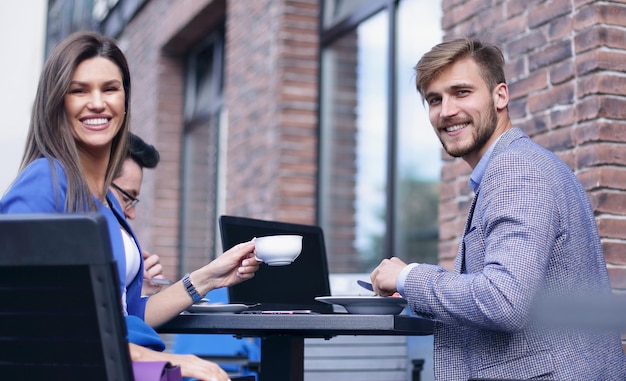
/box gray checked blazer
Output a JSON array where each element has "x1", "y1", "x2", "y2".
[{"x1": 405, "y1": 128, "x2": 626, "y2": 380}]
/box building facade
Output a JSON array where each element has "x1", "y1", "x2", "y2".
[
  {"x1": 45, "y1": 0, "x2": 626, "y2": 377},
  {"x1": 67, "y1": 0, "x2": 626, "y2": 298},
  {"x1": 48, "y1": 0, "x2": 446, "y2": 279}
]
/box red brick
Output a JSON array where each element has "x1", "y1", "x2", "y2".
[
  {"x1": 438, "y1": 240, "x2": 459, "y2": 264},
  {"x1": 576, "y1": 143, "x2": 626, "y2": 168},
  {"x1": 548, "y1": 14, "x2": 573, "y2": 41},
  {"x1": 505, "y1": 55, "x2": 526, "y2": 82},
  {"x1": 607, "y1": 266, "x2": 626, "y2": 289},
  {"x1": 590, "y1": 190, "x2": 626, "y2": 215},
  {"x1": 576, "y1": 97, "x2": 626, "y2": 122},
  {"x1": 575, "y1": 26, "x2": 626, "y2": 54},
  {"x1": 574, "y1": 3, "x2": 626, "y2": 31},
  {"x1": 549, "y1": 107, "x2": 577, "y2": 129},
  {"x1": 573, "y1": 0, "x2": 597, "y2": 8},
  {"x1": 506, "y1": 30, "x2": 547, "y2": 58},
  {"x1": 597, "y1": 217, "x2": 626, "y2": 239},
  {"x1": 496, "y1": 13, "x2": 528, "y2": 43},
  {"x1": 533, "y1": 127, "x2": 575, "y2": 153},
  {"x1": 508, "y1": 98, "x2": 527, "y2": 122},
  {"x1": 576, "y1": 121, "x2": 626, "y2": 145},
  {"x1": 527, "y1": 82, "x2": 575, "y2": 113},
  {"x1": 508, "y1": 68, "x2": 548, "y2": 100},
  {"x1": 439, "y1": 200, "x2": 459, "y2": 220},
  {"x1": 439, "y1": 215, "x2": 466, "y2": 242},
  {"x1": 528, "y1": 39, "x2": 572, "y2": 71},
  {"x1": 556, "y1": 150, "x2": 576, "y2": 171},
  {"x1": 549, "y1": 60, "x2": 575, "y2": 85},
  {"x1": 575, "y1": 49, "x2": 626, "y2": 76},
  {"x1": 440, "y1": 182, "x2": 457, "y2": 202},
  {"x1": 441, "y1": 0, "x2": 491, "y2": 31},
  {"x1": 507, "y1": 0, "x2": 545, "y2": 18},
  {"x1": 604, "y1": 241, "x2": 626, "y2": 266},
  {"x1": 517, "y1": 115, "x2": 548, "y2": 138},
  {"x1": 578, "y1": 167, "x2": 626, "y2": 192},
  {"x1": 441, "y1": 159, "x2": 470, "y2": 182},
  {"x1": 578, "y1": 73, "x2": 626, "y2": 98},
  {"x1": 528, "y1": 0, "x2": 572, "y2": 29}
]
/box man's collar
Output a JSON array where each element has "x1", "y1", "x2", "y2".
[{"x1": 468, "y1": 134, "x2": 503, "y2": 193}]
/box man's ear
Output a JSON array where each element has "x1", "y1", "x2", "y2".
[{"x1": 493, "y1": 83, "x2": 509, "y2": 111}]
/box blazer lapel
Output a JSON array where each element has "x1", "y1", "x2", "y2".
[{"x1": 455, "y1": 191, "x2": 479, "y2": 274}]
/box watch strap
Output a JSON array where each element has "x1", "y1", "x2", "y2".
[{"x1": 182, "y1": 273, "x2": 203, "y2": 303}]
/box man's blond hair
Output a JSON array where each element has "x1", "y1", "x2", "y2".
[{"x1": 414, "y1": 38, "x2": 506, "y2": 101}]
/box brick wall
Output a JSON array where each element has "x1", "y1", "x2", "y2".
[
  {"x1": 114, "y1": 0, "x2": 320, "y2": 279},
  {"x1": 116, "y1": 0, "x2": 218, "y2": 280},
  {"x1": 225, "y1": 0, "x2": 319, "y2": 224},
  {"x1": 439, "y1": 0, "x2": 626, "y2": 293},
  {"x1": 113, "y1": 0, "x2": 626, "y2": 293}
]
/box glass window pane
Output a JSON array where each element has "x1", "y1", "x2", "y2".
[
  {"x1": 320, "y1": 10, "x2": 389, "y2": 273},
  {"x1": 180, "y1": 32, "x2": 224, "y2": 275},
  {"x1": 194, "y1": 46, "x2": 216, "y2": 116},
  {"x1": 180, "y1": 119, "x2": 219, "y2": 275},
  {"x1": 394, "y1": 0, "x2": 443, "y2": 265},
  {"x1": 322, "y1": 0, "x2": 372, "y2": 28}
]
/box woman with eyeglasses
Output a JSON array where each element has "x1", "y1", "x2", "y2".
[{"x1": 0, "y1": 31, "x2": 260, "y2": 381}]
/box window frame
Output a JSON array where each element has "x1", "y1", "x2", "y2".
[
  {"x1": 318, "y1": 0, "x2": 401, "y2": 265},
  {"x1": 178, "y1": 29, "x2": 225, "y2": 277}
]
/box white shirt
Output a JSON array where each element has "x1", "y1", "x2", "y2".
[{"x1": 120, "y1": 227, "x2": 141, "y2": 315}]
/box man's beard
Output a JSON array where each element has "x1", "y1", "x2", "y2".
[{"x1": 440, "y1": 104, "x2": 498, "y2": 158}]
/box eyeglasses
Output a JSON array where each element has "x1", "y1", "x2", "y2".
[{"x1": 111, "y1": 182, "x2": 140, "y2": 210}]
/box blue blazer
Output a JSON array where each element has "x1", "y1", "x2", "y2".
[
  {"x1": 1, "y1": 158, "x2": 164, "y2": 350},
  {"x1": 405, "y1": 128, "x2": 626, "y2": 380}
]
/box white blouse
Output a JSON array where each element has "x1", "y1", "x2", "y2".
[{"x1": 120, "y1": 226, "x2": 141, "y2": 315}]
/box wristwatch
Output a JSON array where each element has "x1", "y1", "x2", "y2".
[{"x1": 182, "y1": 273, "x2": 203, "y2": 303}]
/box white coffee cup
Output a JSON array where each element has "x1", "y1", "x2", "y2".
[{"x1": 253, "y1": 235, "x2": 303, "y2": 266}]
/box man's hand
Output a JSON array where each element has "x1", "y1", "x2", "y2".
[
  {"x1": 141, "y1": 250, "x2": 166, "y2": 296},
  {"x1": 370, "y1": 257, "x2": 407, "y2": 296}
]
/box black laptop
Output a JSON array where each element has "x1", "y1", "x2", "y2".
[{"x1": 219, "y1": 215, "x2": 333, "y2": 314}]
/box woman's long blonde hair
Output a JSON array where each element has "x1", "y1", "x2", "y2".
[{"x1": 20, "y1": 31, "x2": 131, "y2": 212}]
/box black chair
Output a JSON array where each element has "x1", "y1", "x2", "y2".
[
  {"x1": 0, "y1": 213, "x2": 258, "y2": 381},
  {"x1": 0, "y1": 213, "x2": 134, "y2": 380}
]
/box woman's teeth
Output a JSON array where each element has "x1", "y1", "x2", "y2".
[{"x1": 83, "y1": 118, "x2": 108, "y2": 125}]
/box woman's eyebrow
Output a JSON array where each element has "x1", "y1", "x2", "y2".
[{"x1": 69, "y1": 79, "x2": 122, "y2": 86}]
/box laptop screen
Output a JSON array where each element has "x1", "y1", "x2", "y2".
[{"x1": 219, "y1": 215, "x2": 333, "y2": 313}]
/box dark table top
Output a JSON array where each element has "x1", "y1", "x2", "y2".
[{"x1": 157, "y1": 312, "x2": 434, "y2": 339}]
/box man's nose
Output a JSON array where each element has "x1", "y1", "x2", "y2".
[
  {"x1": 125, "y1": 207, "x2": 136, "y2": 220},
  {"x1": 440, "y1": 96, "x2": 458, "y2": 118}
]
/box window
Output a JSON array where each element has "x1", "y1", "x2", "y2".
[
  {"x1": 46, "y1": 0, "x2": 99, "y2": 56},
  {"x1": 179, "y1": 30, "x2": 225, "y2": 275},
  {"x1": 319, "y1": 0, "x2": 442, "y2": 273}
]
